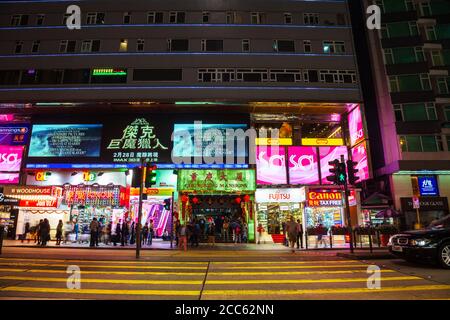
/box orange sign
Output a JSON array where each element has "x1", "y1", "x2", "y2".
[{"x1": 307, "y1": 191, "x2": 343, "y2": 207}]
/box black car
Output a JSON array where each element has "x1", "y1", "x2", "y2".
[{"x1": 388, "y1": 215, "x2": 450, "y2": 269}]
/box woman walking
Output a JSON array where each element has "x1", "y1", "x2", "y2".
[
  {"x1": 40, "y1": 219, "x2": 51, "y2": 247},
  {"x1": 179, "y1": 223, "x2": 187, "y2": 251},
  {"x1": 55, "y1": 220, "x2": 63, "y2": 245}
]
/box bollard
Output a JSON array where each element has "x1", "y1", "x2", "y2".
[
  {"x1": 305, "y1": 232, "x2": 308, "y2": 250},
  {"x1": 0, "y1": 225, "x2": 4, "y2": 255}
]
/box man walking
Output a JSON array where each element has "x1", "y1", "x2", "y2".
[
  {"x1": 296, "y1": 219, "x2": 304, "y2": 249},
  {"x1": 89, "y1": 217, "x2": 99, "y2": 247},
  {"x1": 286, "y1": 216, "x2": 299, "y2": 253}
]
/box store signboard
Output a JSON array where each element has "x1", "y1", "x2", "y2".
[
  {"x1": 417, "y1": 176, "x2": 439, "y2": 196},
  {"x1": 0, "y1": 123, "x2": 30, "y2": 145},
  {"x1": 255, "y1": 138, "x2": 292, "y2": 146},
  {"x1": 0, "y1": 173, "x2": 20, "y2": 185},
  {"x1": 19, "y1": 199, "x2": 58, "y2": 208},
  {"x1": 401, "y1": 197, "x2": 448, "y2": 212},
  {"x1": 256, "y1": 146, "x2": 287, "y2": 185},
  {"x1": 0, "y1": 145, "x2": 23, "y2": 172},
  {"x1": 6, "y1": 185, "x2": 62, "y2": 197},
  {"x1": 307, "y1": 190, "x2": 343, "y2": 207},
  {"x1": 348, "y1": 105, "x2": 364, "y2": 147},
  {"x1": 288, "y1": 146, "x2": 320, "y2": 185},
  {"x1": 301, "y1": 138, "x2": 344, "y2": 146},
  {"x1": 351, "y1": 141, "x2": 370, "y2": 182},
  {"x1": 178, "y1": 169, "x2": 256, "y2": 192},
  {"x1": 319, "y1": 146, "x2": 348, "y2": 185},
  {"x1": 92, "y1": 68, "x2": 127, "y2": 76},
  {"x1": 255, "y1": 188, "x2": 305, "y2": 203},
  {"x1": 28, "y1": 124, "x2": 102, "y2": 157},
  {"x1": 63, "y1": 185, "x2": 124, "y2": 206},
  {"x1": 26, "y1": 170, "x2": 127, "y2": 187}
]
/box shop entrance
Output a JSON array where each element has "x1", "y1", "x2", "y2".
[{"x1": 257, "y1": 203, "x2": 302, "y2": 235}]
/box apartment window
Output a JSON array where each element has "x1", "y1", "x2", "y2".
[
  {"x1": 86, "y1": 12, "x2": 105, "y2": 25},
  {"x1": 426, "y1": 103, "x2": 438, "y2": 120},
  {"x1": 380, "y1": 24, "x2": 389, "y2": 39},
  {"x1": 400, "y1": 135, "x2": 442, "y2": 152},
  {"x1": 425, "y1": 26, "x2": 437, "y2": 40},
  {"x1": 269, "y1": 69, "x2": 301, "y2": 82},
  {"x1": 445, "y1": 106, "x2": 450, "y2": 121},
  {"x1": 274, "y1": 40, "x2": 295, "y2": 52},
  {"x1": 36, "y1": 14, "x2": 45, "y2": 26},
  {"x1": 251, "y1": 12, "x2": 264, "y2": 24},
  {"x1": 396, "y1": 103, "x2": 437, "y2": 121},
  {"x1": 133, "y1": 69, "x2": 182, "y2": 81},
  {"x1": 198, "y1": 69, "x2": 236, "y2": 82},
  {"x1": 431, "y1": 50, "x2": 444, "y2": 66},
  {"x1": 303, "y1": 40, "x2": 312, "y2": 53},
  {"x1": 167, "y1": 39, "x2": 189, "y2": 51},
  {"x1": 147, "y1": 12, "x2": 163, "y2": 24},
  {"x1": 304, "y1": 13, "x2": 319, "y2": 25},
  {"x1": 119, "y1": 39, "x2": 128, "y2": 52},
  {"x1": 11, "y1": 14, "x2": 28, "y2": 26},
  {"x1": 389, "y1": 76, "x2": 400, "y2": 92},
  {"x1": 303, "y1": 70, "x2": 319, "y2": 83},
  {"x1": 408, "y1": 22, "x2": 419, "y2": 36},
  {"x1": 415, "y1": 47, "x2": 425, "y2": 62},
  {"x1": 62, "y1": 69, "x2": 90, "y2": 84},
  {"x1": 394, "y1": 104, "x2": 403, "y2": 121},
  {"x1": 438, "y1": 78, "x2": 450, "y2": 94},
  {"x1": 31, "y1": 40, "x2": 40, "y2": 53},
  {"x1": 226, "y1": 12, "x2": 236, "y2": 24},
  {"x1": 384, "y1": 48, "x2": 394, "y2": 64},
  {"x1": 137, "y1": 39, "x2": 145, "y2": 52},
  {"x1": 242, "y1": 39, "x2": 250, "y2": 52},
  {"x1": 202, "y1": 12, "x2": 210, "y2": 23},
  {"x1": 319, "y1": 70, "x2": 357, "y2": 84},
  {"x1": 284, "y1": 13, "x2": 292, "y2": 24},
  {"x1": 420, "y1": 2, "x2": 432, "y2": 16},
  {"x1": 201, "y1": 40, "x2": 223, "y2": 52},
  {"x1": 169, "y1": 11, "x2": 185, "y2": 24},
  {"x1": 0, "y1": 70, "x2": 21, "y2": 85},
  {"x1": 81, "y1": 40, "x2": 100, "y2": 52},
  {"x1": 420, "y1": 74, "x2": 431, "y2": 90},
  {"x1": 123, "y1": 12, "x2": 131, "y2": 24},
  {"x1": 236, "y1": 69, "x2": 268, "y2": 82},
  {"x1": 20, "y1": 69, "x2": 63, "y2": 85},
  {"x1": 323, "y1": 41, "x2": 345, "y2": 54},
  {"x1": 404, "y1": 0, "x2": 415, "y2": 11},
  {"x1": 14, "y1": 41, "x2": 23, "y2": 54},
  {"x1": 59, "y1": 40, "x2": 76, "y2": 53}
]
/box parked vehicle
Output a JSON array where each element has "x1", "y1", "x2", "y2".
[{"x1": 388, "y1": 215, "x2": 450, "y2": 269}]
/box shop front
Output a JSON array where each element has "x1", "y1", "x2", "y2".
[
  {"x1": 0, "y1": 191, "x2": 19, "y2": 239},
  {"x1": 177, "y1": 169, "x2": 256, "y2": 242},
  {"x1": 401, "y1": 197, "x2": 449, "y2": 229},
  {"x1": 255, "y1": 188, "x2": 305, "y2": 243}
]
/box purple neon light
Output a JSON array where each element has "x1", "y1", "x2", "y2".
[
  {"x1": 288, "y1": 146, "x2": 320, "y2": 185},
  {"x1": 256, "y1": 146, "x2": 287, "y2": 185}
]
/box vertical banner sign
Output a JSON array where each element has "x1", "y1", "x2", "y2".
[
  {"x1": 319, "y1": 146, "x2": 348, "y2": 185},
  {"x1": 256, "y1": 146, "x2": 287, "y2": 185},
  {"x1": 287, "y1": 146, "x2": 320, "y2": 185},
  {"x1": 348, "y1": 105, "x2": 365, "y2": 147},
  {"x1": 351, "y1": 141, "x2": 370, "y2": 182},
  {"x1": 0, "y1": 145, "x2": 23, "y2": 184}
]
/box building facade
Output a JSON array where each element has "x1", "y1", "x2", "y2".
[
  {"x1": 0, "y1": 0, "x2": 368, "y2": 243},
  {"x1": 361, "y1": 0, "x2": 450, "y2": 228}
]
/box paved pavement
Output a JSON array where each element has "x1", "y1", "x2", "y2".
[{"x1": 0, "y1": 247, "x2": 449, "y2": 300}]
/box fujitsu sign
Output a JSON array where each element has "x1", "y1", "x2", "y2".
[
  {"x1": 0, "y1": 146, "x2": 23, "y2": 172},
  {"x1": 255, "y1": 188, "x2": 304, "y2": 203}
]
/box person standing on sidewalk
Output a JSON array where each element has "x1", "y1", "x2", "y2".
[
  {"x1": 149, "y1": 220, "x2": 154, "y2": 245},
  {"x1": 63, "y1": 221, "x2": 73, "y2": 244},
  {"x1": 121, "y1": 220, "x2": 129, "y2": 246},
  {"x1": 55, "y1": 220, "x2": 63, "y2": 245},
  {"x1": 142, "y1": 223, "x2": 149, "y2": 246},
  {"x1": 179, "y1": 223, "x2": 187, "y2": 251},
  {"x1": 113, "y1": 221, "x2": 121, "y2": 246},
  {"x1": 89, "y1": 218, "x2": 99, "y2": 247},
  {"x1": 208, "y1": 222, "x2": 216, "y2": 246},
  {"x1": 257, "y1": 223, "x2": 264, "y2": 244},
  {"x1": 286, "y1": 216, "x2": 299, "y2": 253},
  {"x1": 21, "y1": 222, "x2": 30, "y2": 243},
  {"x1": 296, "y1": 219, "x2": 304, "y2": 249},
  {"x1": 36, "y1": 219, "x2": 43, "y2": 245},
  {"x1": 40, "y1": 219, "x2": 50, "y2": 247}
]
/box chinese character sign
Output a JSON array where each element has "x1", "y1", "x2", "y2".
[
  {"x1": 105, "y1": 118, "x2": 170, "y2": 164},
  {"x1": 418, "y1": 176, "x2": 439, "y2": 196},
  {"x1": 177, "y1": 169, "x2": 256, "y2": 192}
]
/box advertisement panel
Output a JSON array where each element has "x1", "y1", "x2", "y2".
[
  {"x1": 255, "y1": 188, "x2": 305, "y2": 203},
  {"x1": 0, "y1": 145, "x2": 23, "y2": 172},
  {"x1": 348, "y1": 105, "x2": 365, "y2": 147},
  {"x1": 0, "y1": 173, "x2": 20, "y2": 184},
  {"x1": 256, "y1": 146, "x2": 287, "y2": 185},
  {"x1": 307, "y1": 190, "x2": 343, "y2": 207},
  {"x1": 319, "y1": 146, "x2": 348, "y2": 185},
  {"x1": 0, "y1": 124, "x2": 30, "y2": 145},
  {"x1": 173, "y1": 123, "x2": 248, "y2": 158},
  {"x1": 417, "y1": 176, "x2": 439, "y2": 196},
  {"x1": 28, "y1": 124, "x2": 102, "y2": 157},
  {"x1": 178, "y1": 169, "x2": 256, "y2": 192},
  {"x1": 351, "y1": 141, "x2": 370, "y2": 182},
  {"x1": 288, "y1": 146, "x2": 319, "y2": 185}
]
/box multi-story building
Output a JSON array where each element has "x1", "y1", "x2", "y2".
[
  {"x1": 0, "y1": 0, "x2": 367, "y2": 243},
  {"x1": 361, "y1": 0, "x2": 450, "y2": 229}
]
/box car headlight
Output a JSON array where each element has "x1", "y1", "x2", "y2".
[
  {"x1": 410, "y1": 239, "x2": 431, "y2": 247},
  {"x1": 388, "y1": 236, "x2": 395, "y2": 246}
]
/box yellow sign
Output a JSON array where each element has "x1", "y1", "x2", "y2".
[
  {"x1": 130, "y1": 187, "x2": 174, "y2": 196},
  {"x1": 301, "y1": 138, "x2": 344, "y2": 146},
  {"x1": 255, "y1": 138, "x2": 292, "y2": 146}
]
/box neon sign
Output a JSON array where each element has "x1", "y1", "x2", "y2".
[
  {"x1": 92, "y1": 68, "x2": 127, "y2": 76},
  {"x1": 307, "y1": 191, "x2": 343, "y2": 207},
  {"x1": 301, "y1": 138, "x2": 344, "y2": 146}
]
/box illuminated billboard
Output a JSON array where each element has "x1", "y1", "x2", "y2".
[
  {"x1": 256, "y1": 146, "x2": 287, "y2": 185},
  {"x1": 319, "y1": 146, "x2": 348, "y2": 185},
  {"x1": 288, "y1": 146, "x2": 320, "y2": 185},
  {"x1": 351, "y1": 141, "x2": 370, "y2": 182},
  {"x1": 348, "y1": 105, "x2": 365, "y2": 147}
]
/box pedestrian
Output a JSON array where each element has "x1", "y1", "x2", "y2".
[
  {"x1": 36, "y1": 219, "x2": 43, "y2": 245},
  {"x1": 74, "y1": 220, "x2": 79, "y2": 243},
  {"x1": 89, "y1": 218, "x2": 99, "y2": 247},
  {"x1": 282, "y1": 220, "x2": 288, "y2": 246},
  {"x1": 121, "y1": 220, "x2": 128, "y2": 246},
  {"x1": 193, "y1": 220, "x2": 200, "y2": 247},
  {"x1": 234, "y1": 223, "x2": 241, "y2": 244},
  {"x1": 142, "y1": 223, "x2": 149, "y2": 246},
  {"x1": 174, "y1": 220, "x2": 181, "y2": 246},
  {"x1": 208, "y1": 222, "x2": 215, "y2": 246},
  {"x1": 40, "y1": 219, "x2": 50, "y2": 247},
  {"x1": 55, "y1": 220, "x2": 63, "y2": 245},
  {"x1": 130, "y1": 221, "x2": 136, "y2": 245},
  {"x1": 21, "y1": 222, "x2": 30, "y2": 243},
  {"x1": 242, "y1": 223, "x2": 248, "y2": 243},
  {"x1": 149, "y1": 220, "x2": 154, "y2": 245},
  {"x1": 113, "y1": 221, "x2": 121, "y2": 246},
  {"x1": 257, "y1": 223, "x2": 264, "y2": 244},
  {"x1": 222, "y1": 219, "x2": 229, "y2": 242},
  {"x1": 296, "y1": 219, "x2": 304, "y2": 249},
  {"x1": 63, "y1": 221, "x2": 73, "y2": 244},
  {"x1": 104, "y1": 222, "x2": 111, "y2": 245},
  {"x1": 179, "y1": 223, "x2": 187, "y2": 251},
  {"x1": 316, "y1": 223, "x2": 327, "y2": 248},
  {"x1": 286, "y1": 216, "x2": 299, "y2": 253}
]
